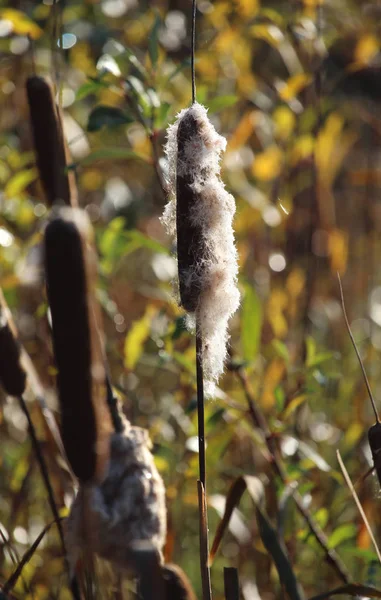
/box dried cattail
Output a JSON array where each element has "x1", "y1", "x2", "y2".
[
  {"x1": 0, "y1": 289, "x2": 27, "y2": 397},
  {"x1": 26, "y1": 76, "x2": 78, "y2": 207},
  {"x1": 162, "y1": 564, "x2": 197, "y2": 600},
  {"x1": 65, "y1": 419, "x2": 167, "y2": 572},
  {"x1": 161, "y1": 103, "x2": 240, "y2": 396},
  {"x1": 44, "y1": 207, "x2": 112, "y2": 483},
  {"x1": 368, "y1": 423, "x2": 381, "y2": 487}
]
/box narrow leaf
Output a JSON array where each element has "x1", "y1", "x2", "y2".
[{"x1": 87, "y1": 105, "x2": 134, "y2": 132}]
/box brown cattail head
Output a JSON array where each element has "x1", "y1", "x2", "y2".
[
  {"x1": 161, "y1": 103, "x2": 240, "y2": 396},
  {"x1": 176, "y1": 112, "x2": 204, "y2": 312},
  {"x1": 162, "y1": 564, "x2": 197, "y2": 600},
  {"x1": 65, "y1": 422, "x2": 167, "y2": 572},
  {"x1": 368, "y1": 422, "x2": 381, "y2": 486},
  {"x1": 26, "y1": 76, "x2": 78, "y2": 207},
  {"x1": 0, "y1": 289, "x2": 27, "y2": 397},
  {"x1": 44, "y1": 208, "x2": 111, "y2": 483}
]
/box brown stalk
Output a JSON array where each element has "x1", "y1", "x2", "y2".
[
  {"x1": 223, "y1": 568, "x2": 240, "y2": 600},
  {"x1": 44, "y1": 208, "x2": 112, "y2": 483},
  {"x1": 0, "y1": 289, "x2": 79, "y2": 597},
  {"x1": 235, "y1": 368, "x2": 351, "y2": 584},
  {"x1": 338, "y1": 273, "x2": 381, "y2": 488},
  {"x1": 26, "y1": 75, "x2": 78, "y2": 207},
  {"x1": 0, "y1": 289, "x2": 27, "y2": 397}
]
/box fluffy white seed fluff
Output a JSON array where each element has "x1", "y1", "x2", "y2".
[
  {"x1": 65, "y1": 419, "x2": 167, "y2": 571},
  {"x1": 161, "y1": 102, "x2": 240, "y2": 397}
]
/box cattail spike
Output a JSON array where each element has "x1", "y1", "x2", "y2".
[
  {"x1": 162, "y1": 103, "x2": 240, "y2": 396},
  {"x1": 0, "y1": 289, "x2": 27, "y2": 397},
  {"x1": 44, "y1": 207, "x2": 112, "y2": 483},
  {"x1": 26, "y1": 76, "x2": 78, "y2": 207}
]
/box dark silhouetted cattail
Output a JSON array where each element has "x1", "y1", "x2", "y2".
[
  {"x1": 161, "y1": 103, "x2": 240, "y2": 396},
  {"x1": 368, "y1": 422, "x2": 381, "y2": 487},
  {"x1": 44, "y1": 208, "x2": 111, "y2": 483},
  {"x1": 0, "y1": 289, "x2": 27, "y2": 397},
  {"x1": 65, "y1": 419, "x2": 167, "y2": 573},
  {"x1": 162, "y1": 564, "x2": 197, "y2": 600},
  {"x1": 26, "y1": 76, "x2": 78, "y2": 207}
]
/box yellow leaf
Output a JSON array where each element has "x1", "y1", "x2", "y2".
[
  {"x1": 315, "y1": 114, "x2": 356, "y2": 188},
  {"x1": 250, "y1": 23, "x2": 283, "y2": 48},
  {"x1": 124, "y1": 306, "x2": 155, "y2": 370},
  {"x1": 0, "y1": 9, "x2": 42, "y2": 40},
  {"x1": 273, "y1": 106, "x2": 296, "y2": 141},
  {"x1": 234, "y1": 0, "x2": 260, "y2": 18},
  {"x1": 252, "y1": 145, "x2": 283, "y2": 181},
  {"x1": 278, "y1": 73, "x2": 312, "y2": 102},
  {"x1": 261, "y1": 358, "x2": 286, "y2": 409},
  {"x1": 5, "y1": 167, "x2": 37, "y2": 198},
  {"x1": 282, "y1": 395, "x2": 307, "y2": 420},
  {"x1": 354, "y1": 34, "x2": 379, "y2": 67},
  {"x1": 267, "y1": 288, "x2": 288, "y2": 338},
  {"x1": 286, "y1": 268, "x2": 306, "y2": 298},
  {"x1": 328, "y1": 228, "x2": 348, "y2": 275},
  {"x1": 228, "y1": 111, "x2": 257, "y2": 150}
]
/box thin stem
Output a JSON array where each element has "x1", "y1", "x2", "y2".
[
  {"x1": 235, "y1": 369, "x2": 351, "y2": 584},
  {"x1": 191, "y1": 0, "x2": 197, "y2": 104},
  {"x1": 338, "y1": 273, "x2": 379, "y2": 423},
  {"x1": 196, "y1": 322, "x2": 206, "y2": 488},
  {"x1": 18, "y1": 395, "x2": 81, "y2": 600},
  {"x1": 196, "y1": 322, "x2": 212, "y2": 600}
]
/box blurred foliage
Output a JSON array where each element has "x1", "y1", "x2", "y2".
[{"x1": 1, "y1": 0, "x2": 381, "y2": 598}]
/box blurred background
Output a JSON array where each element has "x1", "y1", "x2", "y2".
[{"x1": 1, "y1": 0, "x2": 381, "y2": 598}]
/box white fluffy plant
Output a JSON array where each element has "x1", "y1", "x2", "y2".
[{"x1": 161, "y1": 102, "x2": 240, "y2": 396}]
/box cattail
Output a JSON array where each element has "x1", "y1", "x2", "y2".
[
  {"x1": 26, "y1": 76, "x2": 78, "y2": 207},
  {"x1": 368, "y1": 422, "x2": 381, "y2": 487},
  {"x1": 162, "y1": 564, "x2": 197, "y2": 600},
  {"x1": 0, "y1": 289, "x2": 27, "y2": 397},
  {"x1": 65, "y1": 418, "x2": 167, "y2": 572},
  {"x1": 44, "y1": 207, "x2": 112, "y2": 483},
  {"x1": 161, "y1": 103, "x2": 240, "y2": 396}
]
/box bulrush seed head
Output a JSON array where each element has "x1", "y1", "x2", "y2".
[
  {"x1": 44, "y1": 207, "x2": 112, "y2": 483},
  {"x1": 161, "y1": 103, "x2": 240, "y2": 396},
  {"x1": 26, "y1": 76, "x2": 78, "y2": 207},
  {"x1": 0, "y1": 289, "x2": 27, "y2": 397},
  {"x1": 368, "y1": 422, "x2": 381, "y2": 487},
  {"x1": 65, "y1": 418, "x2": 167, "y2": 572}
]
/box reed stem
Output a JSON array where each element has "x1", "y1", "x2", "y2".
[{"x1": 196, "y1": 322, "x2": 212, "y2": 600}]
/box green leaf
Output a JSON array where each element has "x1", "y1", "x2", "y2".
[
  {"x1": 126, "y1": 76, "x2": 152, "y2": 117},
  {"x1": 155, "y1": 102, "x2": 171, "y2": 129},
  {"x1": 327, "y1": 524, "x2": 357, "y2": 549},
  {"x1": 166, "y1": 57, "x2": 192, "y2": 83},
  {"x1": 241, "y1": 284, "x2": 262, "y2": 362},
  {"x1": 256, "y1": 507, "x2": 305, "y2": 600},
  {"x1": 271, "y1": 339, "x2": 290, "y2": 362},
  {"x1": 207, "y1": 95, "x2": 239, "y2": 113},
  {"x1": 149, "y1": 14, "x2": 161, "y2": 68},
  {"x1": 100, "y1": 219, "x2": 169, "y2": 273},
  {"x1": 76, "y1": 79, "x2": 108, "y2": 101},
  {"x1": 87, "y1": 105, "x2": 134, "y2": 132},
  {"x1": 116, "y1": 47, "x2": 149, "y2": 80}
]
